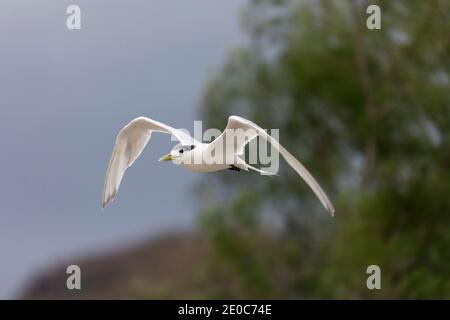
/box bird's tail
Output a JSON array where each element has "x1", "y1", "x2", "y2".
[{"x1": 237, "y1": 161, "x2": 277, "y2": 176}]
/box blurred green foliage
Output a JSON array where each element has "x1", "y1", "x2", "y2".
[{"x1": 198, "y1": 0, "x2": 450, "y2": 298}]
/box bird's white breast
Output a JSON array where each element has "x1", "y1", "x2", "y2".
[{"x1": 179, "y1": 143, "x2": 231, "y2": 173}]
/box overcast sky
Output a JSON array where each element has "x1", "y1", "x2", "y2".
[{"x1": 0, "y1": 0, "x2": 246, "y2": 298}]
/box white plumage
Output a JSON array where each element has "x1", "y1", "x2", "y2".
[{"x1": 102, "y1": 115, "x2": 335, "y2": 216}]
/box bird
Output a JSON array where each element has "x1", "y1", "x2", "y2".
[{"x1": 101, "y1": 115, "x2": 335, "y2": 216}]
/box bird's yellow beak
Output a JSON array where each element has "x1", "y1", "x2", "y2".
[{"x1": 158, "y1": 153, "x2": 173, "y2": 162}]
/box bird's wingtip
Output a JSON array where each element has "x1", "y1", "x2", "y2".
[
  {"x1": 328, "y1": 206, "x2": 335, "y2": 217},
  {"x1": 101, "y1": 197, "x2": 110, "y2": 209}
]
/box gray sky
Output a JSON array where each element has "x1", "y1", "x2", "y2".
[{"x1": 0, "y1": 0, "x2": 246, "y2": 298}]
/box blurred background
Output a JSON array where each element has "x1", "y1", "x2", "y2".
[{"x1": 1, "y1": 0, "x2": 449, "y2": 299}]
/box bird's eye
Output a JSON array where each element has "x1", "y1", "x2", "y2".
[
  {"x1": 179, "y1": 149, "x2": 184, "y2": 154},
  {"x1": 190, "y1": 145, "x2": 195, "y2": 150}
]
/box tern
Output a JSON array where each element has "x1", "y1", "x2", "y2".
[{"x1": 101, "y1": 115, "x2": 335, "y2": 215}]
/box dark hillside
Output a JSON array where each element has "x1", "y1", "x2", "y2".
[{"x1": 20, "y1": 234, "x2": 208, "y2": 299}]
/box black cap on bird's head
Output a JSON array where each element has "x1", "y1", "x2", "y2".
[{"x1": 158, "y1": 144, "x2": 196, "y2": 164}]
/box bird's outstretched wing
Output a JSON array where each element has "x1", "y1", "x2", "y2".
[
  {"x1": 208, "y1": 115, "x2": 335, "y2": 216},
  {"x1": 102, "y1": 117, "x2": 199, "y2": 208}
]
